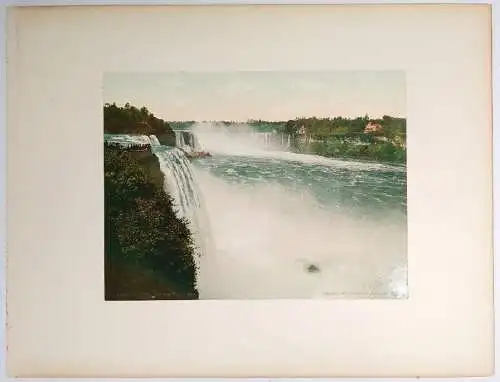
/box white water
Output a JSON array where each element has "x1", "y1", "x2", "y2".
[
  {"x1": 194, "y1": 169, "x2": 407, "y2": 299},
  {"x1": 189, "y1": 123, "x2": 407, "y2": 299},
  {"x1": 154, "y1": 148, "x2": 201, "y2": 220},
  {"x1": 175, "y1": 130, "x2": 202, "y2": 153},
  {"x1": 105, "y1": 134, "x2": 209, "y2": 282},
  {"x1": 189, "y1": 122, "x2": 292, "y2": 155},
  {"x1": 149, "y1": 135, "x2": 161, "y2": 147},
  {"x1": 153, "y1": 146, "x2": 213, "y2": 283},
  {"x1": 105, "y1": 130, "x2": 408, "y2": 299},
  {"x1": 104, "y1": 134, "x2": 200, "y2": 219},
  {"x1": 190, "y1": 122, "x2": 403, "y2": 173},
  {"x1": 104, "y1": 134, "x2": 151, "y2": 147}
]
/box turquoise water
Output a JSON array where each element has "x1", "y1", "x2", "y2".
[
  {"x1": 194, "y1": 154, "x2": 406, "y2": 220},
  {"x1": 104, "y1": 131, "x2": 408, "y2": 299},
  {"x1": 186, "y1": 125, "x2": 408, "y2": 299}
]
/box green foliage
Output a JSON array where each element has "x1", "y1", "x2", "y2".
[
  {"x1": 104, "y1": 146, "x2": 198, "y2": 300},
  {"x1": 209, "y1": 114, "x2": 407, "y2": 164},
  {"x1": 104, "y1": 102, "x2": 176, "y2": 146},
  {"x1": 278, "y1": 115, "x2": 406, "y2": 164},
  {"x1": 282, "y1": 115, "x2": 405, "y2": 142},
  {"x1": 301, "y1": 138, "x2": 406, "y2": 164}
]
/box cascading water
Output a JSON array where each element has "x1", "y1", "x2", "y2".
[
  {"x1": 191, "y1": 123, "x2": 291, "y2": 156},
  {"x1": 174, "y1": 130, "x2": 202, "y2": 152},
  {"x1": 189, "y1": 122, "x2": 408, "y2": 299},
  {"x1": 252, "y1": 131, "x2": 290, "y2": 149},
  {"x1": 104, "y1": 133, "x2": 202, "y2": 221},
  {"x1": 104, "y1": 133, "x2": 211, "y2": 278},
  {"x1": 105, "y1": 127, "x2": 408, "y2": 300},
  {"x1": 175, "y1": 131, "x2": 184, "y2": 148},
  {"x1": 149, "y1": 135, "x2": 161, "y2": 147},
  {"x1": 153, "y1": 145, "x2": 214, "y2": 279},
  {"x1": 154, "y1": 147, "x2": 201, "y2": 220},
  {"x1": 104, "y1": 133, "x2": 151, "y2": 148}
]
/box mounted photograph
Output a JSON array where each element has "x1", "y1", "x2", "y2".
[
  {"x1": 103, "y1": 71, "x2": 407, "y2": 300},
  {"x1": 7, "y1": 4, "x2": 493, "y2": 378}
]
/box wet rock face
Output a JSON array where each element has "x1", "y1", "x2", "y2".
[{"x1": 305, "y1": 263, "x2": 320, "y2": 273}]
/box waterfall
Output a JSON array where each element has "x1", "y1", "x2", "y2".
[
  {"x1": 104, "y1": 133, "x2": 211, "y2": 273},
  {"x1": 174, "y1": 130, "x2": 202, "y2": 152},
  {"x1": 104, "y1": 134, "x2": 205, "y2": 212},
  {"x1": 175, "y1": 130, "x2": 185, "y2": 148},
  {"x1": 250, "y1": 131, "x2": 291, "y2": 150},
  {"x1": 104, "y1": 133, "x2": 202, "y2": 221},
  {"x1": 105, "y1": 131, "x2": 407, "y2": 299},
  {"x1": 249, "y1": 131, "x2": 273, "y2": 148},
  {"x1": 149, "y1": 135, "x2": 161, "y2": 147},
  {"x1": 188, "y1": 123, "x2": 294, "y2": 155},
  {"x1": 153, "y1": 146, "x2": 214, "y2": 279},
  {"x1": 154, "y1": 147, "x2": 201, "y2": 220},
  {"x1": 104, "y1": 133, "x2": 151, "y2": 148}
]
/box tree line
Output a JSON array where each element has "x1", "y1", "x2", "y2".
[
  {"x1": 104, "y1": 102, "x2": 176, "y2": 146},
  {"x1": 281, "y1": 115, "x2": 406, "y2": 140}
]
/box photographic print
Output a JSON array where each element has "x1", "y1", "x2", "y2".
[
  {"x1": 104, "y1": 71, "x2": 407, "y2": 300},
  {"x1": 7, "y1": 4, "x2": 493, "y2": 377}
]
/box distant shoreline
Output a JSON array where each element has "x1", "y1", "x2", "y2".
[{"x1": 104, "y1": 102, "x2": 406, "y2": 164}]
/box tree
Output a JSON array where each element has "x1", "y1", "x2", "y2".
[
  {"x1": 104, "y1": 146, "x2": 198, "y2": 299},
  {"x1": 103, "y1": 102, "x2": 176, "y2": 146}
]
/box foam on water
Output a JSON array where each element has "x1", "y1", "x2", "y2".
[
  {"x1": 104, "y1": 133, "x2": 151, "y2": 147},
  {"x1": 194, "y1": 167, "x2": 407, "y2": 299},
  {"x1": 105, "y1": 130, "x2": 408, "y2": 299},
  {"x1": 190, "y1": 122, "x2": 404, "y2": 173},
  {"x1": 188, "y1": 123, "x2": 407, "y2": 299}
]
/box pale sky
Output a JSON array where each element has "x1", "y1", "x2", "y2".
[{"x1": 103, "y1": 71, "x2": 406, "y2": 121}]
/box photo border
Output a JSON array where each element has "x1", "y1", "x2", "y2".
[{"x1": 3, "y1": 2, "x2": 495, "y2": 378}]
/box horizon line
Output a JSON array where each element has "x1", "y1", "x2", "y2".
[{"x1": 170, "y1": 116, "x2": 407, "y2": 123}]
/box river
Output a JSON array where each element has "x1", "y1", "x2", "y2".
[
  {"x1": 105, "y1": 126, "x2": 408, "y2": 299},
  {"x1": 188, "y1": 124, "x2": 408, "y2": 299}
]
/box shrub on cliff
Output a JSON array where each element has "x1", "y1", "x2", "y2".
[
  {"x1": 104, "y1": 146, "x2": 198, "y2": 299},
  {"x1": 104, "y1": 102, "x2": 176, "y2": 146}
]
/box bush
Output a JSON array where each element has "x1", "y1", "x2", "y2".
[
  {"x1": 104, "y1": 146, "x2": 198, "y2": 299},
  {"x1": 104, "y1": 103, "x2": 176, "y2": 146}
]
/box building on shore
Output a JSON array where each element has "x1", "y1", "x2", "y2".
[{"x1": 364, "y1": 121, "x2": 384, "y2": 134}]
